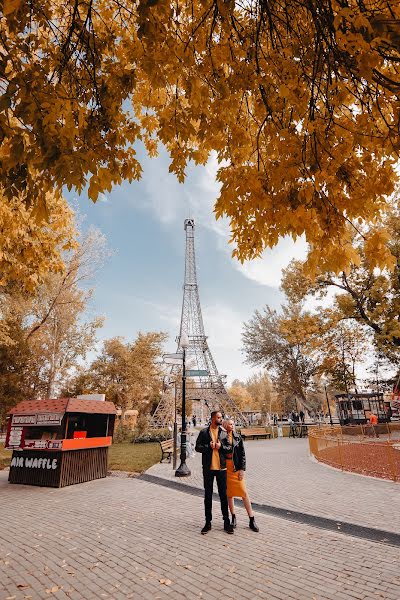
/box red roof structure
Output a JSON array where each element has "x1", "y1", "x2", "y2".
[{"x1": 9, "y1": 398, "x2": 116, "y2": 415}]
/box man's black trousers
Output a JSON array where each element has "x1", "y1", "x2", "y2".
[{"x1": 203, "y1": 469, "x2": 229, "y2": 523}]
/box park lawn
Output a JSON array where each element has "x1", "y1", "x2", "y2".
[
  {"x1": 0, "y1": 442, "x2": 160, "y2": 474},
  {"x1": 108, "y1": 442, "x2": 161, "y2": 473},
  {"x1": 0, "y1": 444, "x2": 11, "y2": 470}
]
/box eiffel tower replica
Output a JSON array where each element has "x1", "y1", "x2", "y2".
[{"x1": 150, "y1": 219, "x2": 248, "y2": 428}]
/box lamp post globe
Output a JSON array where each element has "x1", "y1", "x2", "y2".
[
  {"x1": 180, "y1": 332, "x2": 189, "y2": 350},
  {"x1": 175, "y1": 331, "x2": 191, "y2": 477}
]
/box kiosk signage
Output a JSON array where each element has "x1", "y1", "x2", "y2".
[
  {"x1": 6, "y1": 426, "x2": 25, "y2": 449},
  {"x1": 11, "y1": 413, "x2": 63, "y2": 426}
]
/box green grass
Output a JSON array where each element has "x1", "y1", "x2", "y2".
[
  {"x1": 0, "y1": 441, "x2": 161, "y2": 474},
  {"x1": 108, "y1": 442, "x2": 161, "y2": 473},
  {"x1": 0, "y1": 444, "x2": 11, "y2": 470}
]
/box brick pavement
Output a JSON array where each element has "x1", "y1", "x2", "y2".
[
  {"x1": 1, "y1": 471, "x2": 400, "y2": 600},
  {"x1": 147, "y1": 437, "x2": 400, "y2": 534}
]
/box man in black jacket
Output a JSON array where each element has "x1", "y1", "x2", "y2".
[{"x1": 195, "y1": 410, "x2": 234, "y2": 535}]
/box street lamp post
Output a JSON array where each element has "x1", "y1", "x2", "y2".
[
  {"x1": 173, "y1": 380, "x2": 178, "y2": 470},
  {"x1": 175, "y1": 332, "x2": 191, "y2": 477}
]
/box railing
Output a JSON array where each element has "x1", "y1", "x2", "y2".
[{"x1": 309, "y1": 425, "x2": 400, "y2": 482}]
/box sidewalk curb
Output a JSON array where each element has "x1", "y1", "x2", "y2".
[{"x1": 139, "y1": 472, "x2": 400, "y2": 547}]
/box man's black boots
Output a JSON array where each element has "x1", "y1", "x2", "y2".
[
  {"x1": 224, "y1": 519, "x2": 234, "y2": 534},
  {"x1": 201, "y1": 522, "x2": 212, "y2": 535}
]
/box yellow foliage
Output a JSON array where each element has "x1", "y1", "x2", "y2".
[
  {"x1": 227, "y1": 385, "x2": 253, "y2": 411},
  {"x1": 0, "y1": 188, "x2": 76, "y2": 291},
  {"x1": 2, "y1": 1, "x2": 400, "y2": 272}
]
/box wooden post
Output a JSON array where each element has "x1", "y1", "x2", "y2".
[{"x1": 64, "y1": 415, "x2": 69, "y2": 439}]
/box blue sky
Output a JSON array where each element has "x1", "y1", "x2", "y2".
[{"x1": 67, "y1": 146, "x2": 308, "y2": 384}]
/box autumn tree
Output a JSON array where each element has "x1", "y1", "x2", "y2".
[
  {"x1": 319, "y1": 321, "x2": 370, "y2": 393},
  {"x1": 0, "y1": 286, "x2": 102, "y2": 426},
  {"x1": 282, "y1": 202, "x2": 400, "y2": 365},
  {"x1": 3, "y1": 1, "x2": 400, "y2": 272},
  {"x1": 0, "y1": 308, "x2": 33, "y2": 427},
  {"x1": 227, "y1": 383, "x2": 253, "y2": 411},
  {"x1": 243, "y1": 304, "x2": 323, "y2": 412},
  {"x1": 76, "y1": 332, "x2": 167, "y2": 419},
  {"x1": 244, "y1": 371, "x2": 275, "y2": 414},
  {"x1": 0, "y1": 227, "x2": 106, "y2": 425}
]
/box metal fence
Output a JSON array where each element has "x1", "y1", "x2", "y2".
[{"x1": 309, "y1": 424, "x2": 400, "y2": 482}]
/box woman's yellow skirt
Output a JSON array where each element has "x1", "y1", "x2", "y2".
[{"x1": 226, "y1": 458, "x2": 247, "y2": 498}]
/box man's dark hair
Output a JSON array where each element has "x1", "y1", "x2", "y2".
[{"x1": 210, "y1": 410, "x2": 220, "y2": 420}]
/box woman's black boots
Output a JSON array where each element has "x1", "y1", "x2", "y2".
[
  {"x1": 249, "y1": 516, "x2": 259, "y2": 532},
  {"x1": 231, "y1": 513, "x2": 237, "y2": 529}
]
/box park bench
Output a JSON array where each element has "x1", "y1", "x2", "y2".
[
  {"x1": 159, "y1": 439, "x2": 174, "y2": 462},
  {"x1": 240, "y1": 428, "x2": 272, "y2": 440},
  {"x1": 289, "y1": 423, "x2": 308, "y2": 438}
]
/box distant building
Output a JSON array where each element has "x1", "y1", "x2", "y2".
[{"x1": 115, "y1": 409, "x2": 138, "y2": 430}]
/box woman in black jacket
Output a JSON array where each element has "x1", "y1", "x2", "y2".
[{"x1": 224, "y1": 419, "x2": 259, "y2": 532}]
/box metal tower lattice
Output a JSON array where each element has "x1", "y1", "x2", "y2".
[{"x1": 151, "y1": 219, "x2": 248, "y2": 428}]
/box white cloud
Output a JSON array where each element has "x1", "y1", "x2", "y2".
[{"x1": 233, "y1": 236, "x2": 309, "y2": 288}]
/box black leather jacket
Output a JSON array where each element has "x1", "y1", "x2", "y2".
[
  {"x1": 195, "y1": 426, "x2": 232, "y2": 471},
  {"x1": 227, "y1": 431, "x2": 246, "y2": 472}
]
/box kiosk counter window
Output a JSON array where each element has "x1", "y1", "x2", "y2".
[{"x1": 5, "y1": 398, "x2": 116, "y2": 487}]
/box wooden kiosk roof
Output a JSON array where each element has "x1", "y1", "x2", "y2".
[{"x1": 9, "y1": 398, "x2": 117, "y2": 415}]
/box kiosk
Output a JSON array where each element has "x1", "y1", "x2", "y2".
[
  {"x1": 5, "y1": 398, "x2": 116, "y2": 487},
  {"x1": 334, "y1": 392, "x2": 387, "y2": 424}
]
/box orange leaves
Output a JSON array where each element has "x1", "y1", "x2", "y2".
[
  {"x1": 364, "y1": 229, "x2": 397, "y2": 271},
  {"x1": 2, "y1": 0, "x2": 400, "y2": 279},
  {"x1": 3, "y1": 0, "x2": 22, "y2": 15},
  {"x1": 0, "y1": 187, "x2": 76, "y2": 291}
]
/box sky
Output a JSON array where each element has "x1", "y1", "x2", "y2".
[{"x1": 66, "y1": 145, "x2": 308, "y2": 385}]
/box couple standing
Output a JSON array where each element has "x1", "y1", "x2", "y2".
[{"x1": 195, "y1": 411, "x2": 259, "y2": 535}]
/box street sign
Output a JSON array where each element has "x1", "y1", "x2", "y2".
[
  {"x1": 162, "y1": 353, "x2": 183, "y2": 365},
  {"x1": 163, "y1": 358, "x2": 183, "y2": 365},
  {"x1": 186, "y1": 369, "x2": 209, "y2": 377}
]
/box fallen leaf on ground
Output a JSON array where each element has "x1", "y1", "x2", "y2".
[
  {"x1": 46, "y1": 586, "x2": 60, "y2": 594},
  {"x1": 17, "y1": 584, "x2": 30, "y2": 589},
  {"x1": 159, "y1": 579, "x2": 172, "y2": 586}
]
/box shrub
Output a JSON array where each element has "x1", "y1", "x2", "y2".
[
  {"x1": 132, "y1": 428, "x2": 170, "y2": 444},
  {"x1": 113, "y1": 424, "x2": 134, "y2": 443},
  {"x1": 135, "y1": 414, "x2": 150, "y2": 436}
]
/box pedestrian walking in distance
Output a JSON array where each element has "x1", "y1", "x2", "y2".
[
  {"x1": 195, "y1": 410, "x2": 234, "y2": 535},
  {"x1": 224, "y1": 419, "x2": 259, "y2": 532}
]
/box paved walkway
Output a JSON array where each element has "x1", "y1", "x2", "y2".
[
  {"x1": 1, "y1": 470, "x2": 400, "y2": 600},
  {"x1": 147, "y1": 438, "x2": 400, "y2": 534}
]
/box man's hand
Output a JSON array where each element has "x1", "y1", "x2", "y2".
[
  {"x1": 210, "y1": 441, "x2": 216, "y2": 449},
  {"x1": 238, "y1": 470, "x2": 244, "y2": 481},
  {"x1": 215, "y1": 440, "x2": 221, "y2": 450}
]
